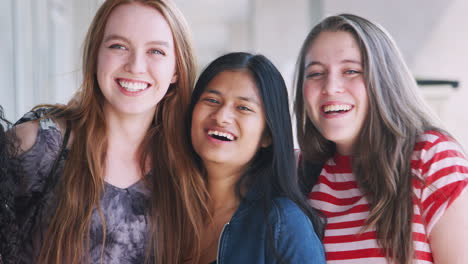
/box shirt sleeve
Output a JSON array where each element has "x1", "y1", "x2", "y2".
[
  {"x1": 13, "y1": 109, "x2": 64, "y2": 224},
  {"x1": 413, "y1": 131, "x2": 468, "y2": 234}
]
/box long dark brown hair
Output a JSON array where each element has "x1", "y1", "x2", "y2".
[
  {"x1": 0, "y1": 107, "x2": 20, "y2": 263},
  {"x1": 37, "y1": 1, "x2": 209, "y2": 263},
  {"x1": 294, "y1": 14, "x2": 438, "y2": 264}
]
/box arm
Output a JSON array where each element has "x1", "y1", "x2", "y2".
[
  {"x1": 429, "y1": 190, "x2": 468, "y2": 264},
  {"x1": 13, "y1": 107, "x2": 71, "y2": 155},
  {"x1": 417, "y1": 132, "x2": 468, "y2": 264},
  {"x1": 12, "y1": 115, "x2": 65, "y2": 209},
  {"x1": 274, "y1": 199, "x2": 326, "y2": 264}
]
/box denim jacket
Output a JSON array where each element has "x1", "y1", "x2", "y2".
[{"x1": 215, "y1": 189, "x2": 326, "y2": 264}]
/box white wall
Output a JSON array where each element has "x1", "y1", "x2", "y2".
[
  {"x1": 412, "y1": 0, "x2": 468, "y2": 148},
  {"x1": 175, "y1": 0, "x2": 314, "y2": 81},
  {"x1": 322, "y1": 0, "x2": 451, "y2": 65},
  {"x1": 175, "y1": 0, "x2": 252, "y2": 67},
  {"x1": 0, "y1": 0, "x2": 101, "y2": 122},
  {"x1": 0, "y1": 0, "x2": 16, "y2": 120},
  {"x1": 1, "y1": 0, "x2": 315, "y2": 121},
  {"x1": 2, "y1": 0, "x2": 466, "y2": 149}
]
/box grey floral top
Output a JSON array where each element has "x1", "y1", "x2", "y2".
[{"x1": 15, "y1": 109, "x2": 150, "y2": 264}]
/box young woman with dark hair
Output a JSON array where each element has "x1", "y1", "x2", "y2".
[
  {"x1": 188, "y1": 52, "x2": 325, "y2": 264},
  {"x1": 0, "y1": 107, "x2": 19, "y2": 264},
  {"x1": 13, "y1": 0, "x2": 209, "y2": 263},
  {"x1": 294, "y1": 14, "x2": 468, "y2": 264}
]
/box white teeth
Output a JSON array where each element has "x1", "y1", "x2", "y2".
[
  {"x1": 207, "y1": 130, "x2": 234, "y2": 141},
  {"x1": 324, "y1": 104, "x2": 352, "y2": 113},
  {"x1": 118, "y1": 80, "x2": 149, "y2": 91}
]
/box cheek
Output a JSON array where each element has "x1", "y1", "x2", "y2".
[
  {"x1": 96, "y1": 50, "x2": 116, "y2": 84},
  {"x1": 303, "y1": 83, "x2": 320, "y2": 102},
  {"x1": 244, "y1": 116, "x2": 266, "y2": 144},
  {"x1": 302, "y1": 83, "x2": 320, "y2": 115},
  {"x1": 150, "y1": 57, "x2": 177, "y2": 81},
  {"x1": 360, "y1": 93, "x2": 369, "y2": 116},
  {"x1": 97, "y1": 47, "x2": 110, "y2": 69},
  {"x1": 350, "y1": 81, "x2": 369, "y2": 113},
  {"x1": 96, "y1": 50, "x2": 105, "y2": 78}
]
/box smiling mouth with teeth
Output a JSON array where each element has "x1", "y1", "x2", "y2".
[
  {"x1": 118, "y1": 79, "x2": 150, "y2": 92},
  {"x1": 323, "y1": 104, "x2": 352, "y2": 114},
  {"x1": 207, "y1": 130, "x2": 235, "y2": 141}
]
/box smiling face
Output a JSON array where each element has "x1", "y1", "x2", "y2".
[
  {"x1": 96, "y1": 2, "x2": 177, "y2": 116},
  {"x1": 191, "y1": 70, "x2": 269, "y2": 171},
  {"x1": 303, "y1": 31, "x2": 368, "y2": 155}
]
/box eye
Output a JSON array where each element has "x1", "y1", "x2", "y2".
[
  {"x1": 109, "y1": 44, "x2": 127, "y2": 50},
  {"x1": 305, "y1": 72, "x2": 324, "y2": 79},
  {"x1": 237, "y1": 105, "x2": 253, "y2": 112},
  {"x1": 202, "y1": 97, "x2": 219, "y2": 104},
  {"x1": 344, "y1": 69, "x2": 362, "y2": 75},
  {"x1": 149, "y1": 49, "x2": 165, "y2": 56}
]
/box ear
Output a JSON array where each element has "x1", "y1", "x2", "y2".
[
  {"x1": 170, "y1": 73, "x2": 178, "y2": 84},
  {"x1": 260, "y1": 130, "x2": 272, "y2": 148}
]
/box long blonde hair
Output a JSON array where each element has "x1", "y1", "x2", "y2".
[
  {"x1": 38, "y1": 0, "x2": 209, "y2": 263},
  {"x1": 294, "y1": 14, "x2": 438, "y2": 264}
]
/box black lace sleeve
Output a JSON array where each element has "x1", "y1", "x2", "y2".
[
  {"x1": 10, "y1": 108, "x2": 70, "y2": 263},
  {"x1": 0, "y1": 106, "x2": 20, "y2": 263}
]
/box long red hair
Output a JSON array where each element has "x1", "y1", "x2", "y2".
[{"x1": 38, "y1": 1, "x2": 209, "y2": 263}]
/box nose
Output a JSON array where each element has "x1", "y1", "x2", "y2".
[
  {"x1": 211, "y1": 105, "x2": 234, "y2": 126},
  {"x1": 125, "y1": 51, "x2": 147, "y2": 74},
  {"x1": 322, "y1": 73, "x2": 344, "y2": 95}
]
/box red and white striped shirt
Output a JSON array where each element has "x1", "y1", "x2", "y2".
[{"x1": 308, "y1": 131, "x2": 468, "y2": 263}]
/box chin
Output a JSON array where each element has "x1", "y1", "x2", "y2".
[
  {"x1": 117, "y1": 105, "x2": 158, "y2": 116},
  {"x1": 199, "y1": 154, "x2": 231, "y2": 166},
  {"x1": 324, "y1": 135, "x2": 351, "y2": 145}
]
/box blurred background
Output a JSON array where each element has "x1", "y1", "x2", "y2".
[{"x1": 1, "y1": 0, "x2": 467, "y2": 147}]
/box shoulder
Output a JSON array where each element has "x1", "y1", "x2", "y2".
[
  {"x1": 269, "y1": 197, "x2": 314, "y2": 233},
  {"x1": 14, "y1": 120, "x2": 40, "y2": 154},
  {"x1": 269, "y1": 197, "x2": 326, "y2": 262},
  {"x1": 271, "y1": 197, "x2": 306, "y2": 217},
  {"x1": 414, "y1": 130, "x2": 464, "y2": 156},
  {"x1": 14, "y1": 107, "x2": 67, "y2": 155},
  {"x1": 412, "y1": 130, "x2": 467, "y2": 179}
]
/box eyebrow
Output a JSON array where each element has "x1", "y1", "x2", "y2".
[
  {"x1": 103, "y1": 34, "x2": 171, "y2": 47},
  {"x1": 305, "y1": 61, "x2": 322, "y2": 69},
  {"x1": 305, "y1": 59, "x2": 362, "y2": 69},
  {"x1": 204, "y1": 89, "x2": 261, "y2": 106},
  {"x1": 342, "y1": 59, "x2": 362, "y2": 65}
]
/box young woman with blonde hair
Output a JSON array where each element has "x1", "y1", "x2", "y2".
[
  {"x1": 13, "y1": 0, "x2": 208, "y2": 263},
  {"x1": 295, "y1": 14, "x2": 468, "y2": 264}
]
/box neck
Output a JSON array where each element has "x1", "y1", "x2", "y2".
[
  {"x1": 336, "y1": 141, "x2": 355, "y2": 156},
  {"x1": 104, "y1": 105, "x2": 154, "y2": 156},
  {"x1": 205, "y1": 164, "x2": 242, "y2": 212}
]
